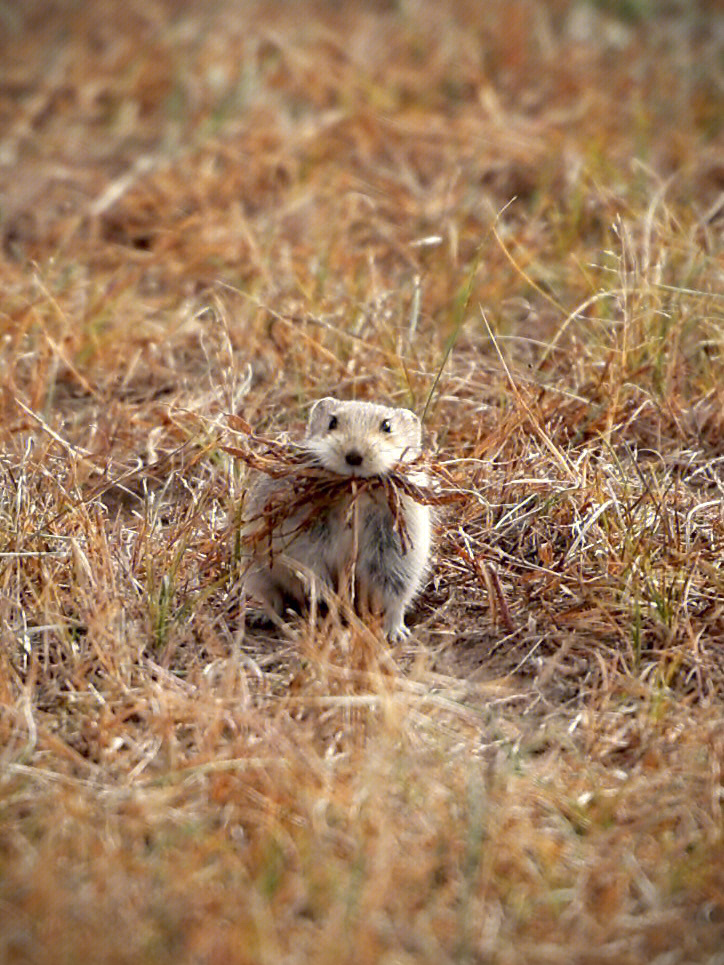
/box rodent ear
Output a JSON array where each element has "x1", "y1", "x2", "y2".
[{"x1": 306, "y1": 397, "x2": 338, "y2": 435}]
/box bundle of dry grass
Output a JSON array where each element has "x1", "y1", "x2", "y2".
[{"x1": 222, "y1": 413, "x2": 467, "y2": 557}]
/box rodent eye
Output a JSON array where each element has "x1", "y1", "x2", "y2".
[
  {"x1": 380, "y1": 419, "x2": 392, "y2": 433},
  {"x1": 327, "y1": 415, "x2": 338, "y2": 431}
]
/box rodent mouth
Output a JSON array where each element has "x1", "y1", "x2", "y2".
[
  {"x1": 326, "y1": 458, "x2": 385, "y2": 479},
  {"x1": 331, "y1": 463, "x2": 376, "y2": 478}
]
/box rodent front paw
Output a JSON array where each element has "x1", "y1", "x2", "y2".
[{"x1": 385, "y1": 620, "x2": 410, "y2": 643}]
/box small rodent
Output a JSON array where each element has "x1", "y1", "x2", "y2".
[{"x1": 242, "y1": 397, "x2": 432, "y2": 640}]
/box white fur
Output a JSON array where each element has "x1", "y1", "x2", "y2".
[{"x1": 242, "y1": 398, "x2": 432, "y2": 640}]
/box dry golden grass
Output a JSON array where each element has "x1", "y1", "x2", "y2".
[{"x1": 1, "y1": 1, "x2": 723, "y2": 962}]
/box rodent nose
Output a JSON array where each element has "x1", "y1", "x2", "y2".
[{"x1": 345, "y1": 450, "x2": 364, "y2": 467}]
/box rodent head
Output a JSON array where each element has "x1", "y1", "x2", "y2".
[{"x1": 304, "y1": 397, "x2": 422, "y2": 477}]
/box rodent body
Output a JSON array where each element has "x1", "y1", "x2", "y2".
[{"x1": 242, "y1": 398, "x2": 432, "y2": 640}]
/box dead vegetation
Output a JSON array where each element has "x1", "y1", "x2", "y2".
[{"x1": 0, "y1": 1, "x2": 723, "y2": 962}]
